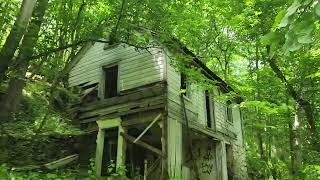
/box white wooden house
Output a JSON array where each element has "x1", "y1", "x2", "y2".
[{"x1": 69, "y1": 41, "x2": 247, "y2": 180}]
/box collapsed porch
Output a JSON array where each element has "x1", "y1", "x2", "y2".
[{"x1": 73, "y1": 81, "x2": 237, "y2": 179}]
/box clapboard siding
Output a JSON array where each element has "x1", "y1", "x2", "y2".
[
  {"x1": 70, "y1": 45, "x2": 143, "y2": 75},
  {"x1": 167, "y1": 117, "x2": 182, "y2": 178},
  {"x1": 166, "y1": 55, "x2": 207, "y2": 127},
  {"x1": 165, "y1": 53, "x2": 238, "y2": 135},
  {"x1": 68, "y1": 43, "x2": 165, "y2": 94}
]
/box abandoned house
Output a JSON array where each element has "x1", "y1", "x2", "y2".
[{"x1": 68, "y1": 40, "x2": 248, "y2": 180}]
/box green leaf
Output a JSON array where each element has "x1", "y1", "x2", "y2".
[
  {"x1": 260, "y1": 32, "x2": 281, "y2": 45},
  {"x1": 272, "y1": 9, "x2": 286, "y2": 31},
  {"x1": 279, "y1": 1, "x2": 301, "y2": 28},
  {"x1": 297, "y1": 33, "x2": 313, "y2": 44},
  {"x1": 315, "y1": 3, "x2": 320, "y2": 17},
  {"x1": 306, "y1": 71, "x2": 320, "y2": 78}
]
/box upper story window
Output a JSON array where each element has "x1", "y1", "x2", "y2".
[
  {"x1": 180, "y1": 73, "x2": 191, "y2": 98},
  {"x1": 103, "y1": 65, "x2": 118, "y2": 98},
  {"x1": 226, "y1": 100, "x2": 233, "y2": 123},
  {"x1": 205, "y1": 90, "x2": 213, "y2": 128},
  {"x1": 180, "y1": 73, "x2": 187, "y2": 96}
]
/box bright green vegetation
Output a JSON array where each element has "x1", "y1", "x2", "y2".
[{"x1": 0, "y1": 0, "x2": 320, "y2": 179}]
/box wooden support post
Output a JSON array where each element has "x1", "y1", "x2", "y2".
[
  {"x1": 116, "y1": 125, "x2": 126, "y2": 174},
  {"x1": 133, "y1": 113, "x2": 162, "y2": 143},
  {"x1": 159, "y1": 114, "x2": 167, "y2": 179},
  {"x1": 95, "y1": 128, "x2": 105, "y2": 176},
  {"x1": 144, "y1": 159, "x2": 148, "y2": 180}
]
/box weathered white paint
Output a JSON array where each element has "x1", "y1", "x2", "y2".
[
  {"x1": 230, "y1": 106, "x2": 248, "y2": 179},
  {"x1": 95, "y1": 128, "x2": 105, "y2": 176},
  {"x1": 167, "y1": 118, "x2": 182, "y2": 179},
  {"x1": 165, "y1": 53, "x2": 207, "y2": 126},
  {"x1": 216, "y1": 141, "x2": 228, "y2": 180},
  {"x1": 68, "y1": 43, "x2": 165, "y2": 98}
]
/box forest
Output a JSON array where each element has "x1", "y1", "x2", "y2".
[{"x1": 0, "y1": 0, "x2": 319, "y2": 179}]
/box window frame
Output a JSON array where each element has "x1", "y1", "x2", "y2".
[
  {"x1": 100, "y1": 63, "x2": 120, "y2": 99},
  {"x1": 180, "y1": 72, "x2": 191, "y2": 99},
  {"x1": 226, "y1": 100, "x2": 233, "y2": 123}
]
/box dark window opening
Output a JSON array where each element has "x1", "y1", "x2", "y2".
[
  {"x1": 226, "y1": 100, "x2": 233, "y2": 123},
  {"x1": 104, "y1": 65, "x2": 118, "y2": 98},
  {"x1": 205, "y1": 90, "x2": 212, "y2": 128},
  {"x1": 181, "y1": 73, "x2": 187, "y2": 96},
  {"x1": 101, "y1": 128, "x2": 118, "y2": 176}
]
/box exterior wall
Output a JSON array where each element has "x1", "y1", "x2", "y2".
[
  {"x1": 68, "y1": 43, "x2": 165, "y2": 96},
  {"x1": 165, "y1": 53, "x2": 207, "y2": 179},
  {"x1": 167, "y1": 118, "x2": 182, "y2": 178},
  {"x1": 230, "y1": 107, "x2": 248, "y2": 180},
  {"x1": 194, "y1": 140, "x2": 218, "y2": 180},
  {"x1": 165, "y1": 54, "x2": 207, "y2": 126},
  {"x1": 165, "y1": 53, "x2": 247, "y2": 179}
]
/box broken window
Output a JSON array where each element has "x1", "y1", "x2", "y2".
[
  {"x1": 180, "y1": 73, "x2": 187, "y2": 96},
  {"x1": 205, "y1": 90, "x2": 212, "y2": 128},
  {"x1": 226, "y1": 100, "x2": 233, "y2": 123},
  {"x1": 104, "y1": 65, "x2": 118, "y2": 98},
  {"x1": 181, "y1": 72, "x2": 192, "y2": 98}
]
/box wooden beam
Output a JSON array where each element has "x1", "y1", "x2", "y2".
[
  {"x1": 121, "y1": 132, "x2": 165, "y2": 158},
  {"x1": 80, "y1": 104, "x2": 164, "y2": 124},
  {"x1": 116, "y1": 125, "x2": 126, "y2": 174},
  {"x1": 159, "y1": 114, "x2": 167, "y2": 179},
  {"x1": 95, "y1": 129, "x2": 105, "y2": 176},
  {"x1": 79, "y1": 95, "x2": 165, "y2": 120},
  {"x1": 79, "y1": 83, "x2": 165, "y2": 112},
  {"x1": 44, "y1": 154, "x2": 78, "y2": 170},
  {"x1": 96, "y1": 118, "x2": 121, "y2": 129},
  {"x1": 133, "y1": 113, "x2": 162, "y2": 143}
]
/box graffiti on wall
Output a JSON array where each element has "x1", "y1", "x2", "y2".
[{"x1": 200, "y1": 146, "x2": 214, "y2": 174}]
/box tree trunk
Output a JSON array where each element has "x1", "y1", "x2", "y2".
[
  {"x1": 35, "y1": 42, "x2": 93, "y2": 132},
  {"x1": 293, "y1": 103, "x2": 302, "y2": 176},
  {"x1": 287, "y1": 103, "x2": 295, "y2": 177},
  {"x1": 0, "y1": 0, "x2": 48, "y2": 121},
  {"x1": 266, "y1": 58, "x2": 317, "y2": 143},
  {"x1": 0, "y1": 0, "x2": 37, "y2": 81}
]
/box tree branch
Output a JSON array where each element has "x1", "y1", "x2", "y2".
[{"x1": 266, "y1": 57, "x2": 316, "y2": 135}]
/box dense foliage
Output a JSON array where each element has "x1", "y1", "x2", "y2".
[{"x1": 0, "y1": 0, "x2": 319, "y2": 179}]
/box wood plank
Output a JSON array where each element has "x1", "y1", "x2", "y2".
[
  {"x1": 79, "y1": 95, "x2": 164, "y2": 119},
  {"x1": 44, "y1": 154, "x2": 79, "y2": 170},
  {"x1": 121, "y1": 74, "x2": 162, "y2": 91},
  {"x1": 72, "y1": 46, "x2": 155, "y2": 75},
  {"x1": 121, "y1": 132, "x2": 165, "y2": 158},
  {"x1": 95, "y1": 129, "x2": 105, "y2": 176},
  {"x1": 96, "y1": 118, "x2": 121, "y2": 129},
  {"x1": 116, "y1": 125, "x2": 126, "y2": 172},
  {"x1": 80, "y1": 104, "x2": 165, "y2": 124},
  {"x1": 78, "y1": 83, "x2": 165, "y2": 113}
]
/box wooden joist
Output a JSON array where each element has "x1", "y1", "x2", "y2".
[
  {"x1": 78, "y1": 82, "x2": 165, "y2": 113},
  {"x1": 80, "y1": 104, "x2": 164, "y2": 124},
  {"x1": 121, "y1": 132, "x2": 165, "y2": 158},
  {"x1": 79, "y1": 95, "x2": 165, "y2": 121}
]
